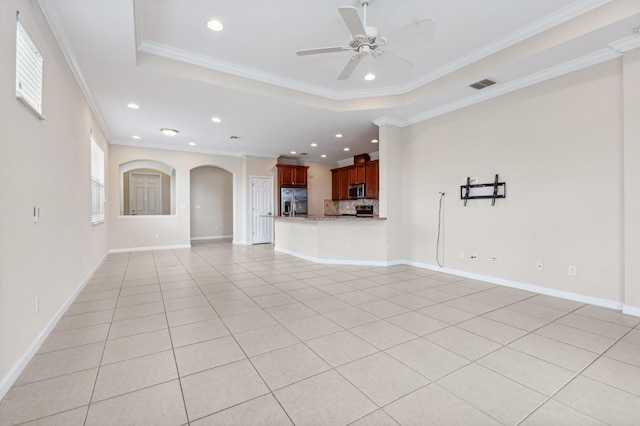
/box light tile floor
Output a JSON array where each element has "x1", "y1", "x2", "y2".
[{"x1": 2, "y1": 240, "x2": 640, "y2": 425}]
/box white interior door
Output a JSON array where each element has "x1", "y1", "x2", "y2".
[
  {"x1": 251, "y1": 176, "x2": 274, "y2": 244},
  {"x1": 129, "y1": 172, "x2": 162, "y2": 215}
]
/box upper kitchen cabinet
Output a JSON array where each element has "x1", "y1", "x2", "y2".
[
  {"x1": 331, "y1": 159, "x2": 379, "y2": 200},
  {"x1": 349, "y1": 165, "x2": 366, "y2": 185},
  {"x1": 277, "y1": 164, "x2": 308, "y2": 187}
]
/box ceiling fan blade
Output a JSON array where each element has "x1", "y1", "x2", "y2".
[
  {"x1": 338, "y1": 52, "x2": 366, "y2": 80},
  {"x1": 385, "y1": 18, "x2": 436, "y2": 43},
  {"x1": 378, "y1": 50, "x2": 413, "y2": 68},
  {"x1": 297, "y1": 46, "x2": 350, "y2": 56},
  {"x1": 339, "y1": 6, "x2": 366, "y2": 39}
]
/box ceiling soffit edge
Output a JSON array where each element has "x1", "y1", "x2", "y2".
[
  {"x1": 109, "y1": 139, "x2": 250, "y2": 158},
  {"x1": 135, "y1": 0, "x2": 611, "y2": 103},
  {"x1": 375, "y1": 46, "x2": 622, "y2": 128},
  {"x1": 402, "y1": 0, "x2": 612, "y2": 92},
  {"x1": 37, "y1": 0, "x2": 112, "y2": 140}
]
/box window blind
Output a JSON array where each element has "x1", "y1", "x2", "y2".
[
  {"x1": 16, "y1": 21, "x2": 43, "y2": 115},
  {"x1": 91, "y1": 135, "x2": 105, "y2": 224}
]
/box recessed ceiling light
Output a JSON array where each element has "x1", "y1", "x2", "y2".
[
  {"x1": 335, "y1": 133, "x2": 343, "y2": 138},
  {"x1": 206, "y1": 19, "x2": 224, "y2": 32},
  {"x1": 310, "y1": 143, "x2": 318, "y2": 147},
  {"x1": 364, "y1": 73, "x2": 376, "y2": 81},
  {"x1": 343, "y1": 147, "x2": 350, "y2": 151},
  {"x1": 161, "y1": 128, "x2": 179, "y2": 136},
  {"x1": 371, "y1": 139, "x2": 379, "y2": 143},
  {"x1": 321, "y1": 154, "x2": 327, "y2": 158},
  {"x1": 127, "y1": 103, "x2": 140, "y2": 109},
  {"x1": 290, "y1": 151, "x2": 297, "y2": 154},
  {"x1": 132, "y1": 135, "x2": 141, "y2": 140},
  {"x1": 188, "y1": 142, "x2": 196, "y2": 146},
  {"x1": 211, "y1": 117, "x2": 222, "y2": 123}
]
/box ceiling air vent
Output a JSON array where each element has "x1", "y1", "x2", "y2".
[{"x1": 469, "y1": 78, "x2": 496, "y2": 90}]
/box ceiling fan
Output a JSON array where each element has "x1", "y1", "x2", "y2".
[{"x1": 296, "y1": 0, "x2": 435, "y2": 80}]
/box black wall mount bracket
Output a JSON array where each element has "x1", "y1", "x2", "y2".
[{"x1": 460, "y1": 174, "x2": 506, "y2": 206}]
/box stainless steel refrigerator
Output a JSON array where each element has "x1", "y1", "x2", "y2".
[{"x1": 281, "y1": 188, "x2": 308, "y2": 216}]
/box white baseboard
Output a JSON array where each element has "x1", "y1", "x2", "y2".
[
  {"x1": 404, "y1": 260, "x2": 625, "y2": 313},
  {"x1": 270, "y1": 247, "x2": 632, "y2": 316},
  {"x1": 190, "y1": 235, "x2": 233, "y2": 241},
  {"x1": 108, "y1": 244, "x2": 191, "y2": 253},
  {"x1": 0, "y1": 252, "x2": 108, "y2": 400},
  {"x1": 623, "y1": 305, "x2": 640, "y2": 317}
]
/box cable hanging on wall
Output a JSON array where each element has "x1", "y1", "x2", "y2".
[{"x1": 436, "y1": 192, "x2": 445, "y2": 267}]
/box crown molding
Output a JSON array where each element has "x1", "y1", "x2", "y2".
[
  {"x1": 376, "y1": 46, "x2": 621, "y2": 128},
  {"x1": 136, "y1": 0, "x2": 610, "y2": 103},
  {"x1": 609, "y1": 34, "x2": 640, "y2": 53},
  {"x1": 37, "y1": 0, "x2": 111, "y2": 140},
  {"x1": 403, "y1": 0, "x2": 612, "y2": 92}
]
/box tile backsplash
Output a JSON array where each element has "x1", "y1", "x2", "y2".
[{"x1": 324, "y1": 199, "x2": 379, "y2": 216}]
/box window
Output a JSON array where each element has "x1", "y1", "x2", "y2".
[
  {"x1": 91, "y1": 135, "x2": 105, "y2": 224},
  {"x1": 16, "y1": 19, "x2": 44, "y2": 118}
]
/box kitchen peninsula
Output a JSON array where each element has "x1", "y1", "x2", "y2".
[{"x1": 274, "y1": 215, "x2": 388, "y2": 265}]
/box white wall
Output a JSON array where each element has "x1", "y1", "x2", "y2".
[
  {"x1": 0, "y1": 0, "x2": 109, "y2": 395},
  {"x1": 108, "y1": 145, "x2": 251, "y2": 249},
  {"x1": 306, "y1": 162, "x2": 333, "y2": 216},
  {"x1": 190, "y1": 166, "x2": 233, "y2": 239},
  {"x1": 623, "y1": 48, "x2": 640, "y2": 313},
  {"x1": 395, "y1": 59, "x2": 625, "y2": 304}
]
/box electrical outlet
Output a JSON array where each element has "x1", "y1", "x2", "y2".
[
  {"x1": 490, "y1": 255, "x2": 497, "y2": 262},
  {"x1": 568, "y1": 265, "x2": 577, "y2": 276},
  {"x1": 536, "y1": 261, "x2": 544, "y2": 271},
  {"x1": 459, "y1": 250, "x2": 464, "y2": 258}
]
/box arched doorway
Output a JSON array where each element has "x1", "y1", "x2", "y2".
[{"x1": 190, "y1": 165, "x2": 233, "y2": 240}]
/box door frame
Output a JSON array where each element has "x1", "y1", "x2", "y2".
[{"x1": 250, "y1": 175, "x2": 274, "y2": 244}]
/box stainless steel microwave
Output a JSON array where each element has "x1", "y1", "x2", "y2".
[{"x1": 348, "y1": 183, "x2": 366, "y2": 199}]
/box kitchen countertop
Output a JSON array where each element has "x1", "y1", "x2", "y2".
[{"x1": 274, "y1": 215, "x2": 386, "y2": 221}]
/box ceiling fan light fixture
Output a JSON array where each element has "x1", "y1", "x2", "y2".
[
  {"x1": 206, "y1": 19, "x2": 224, "y2": 32},
  {"x1": 161, "y1": 128, "x2": 179, "y2": 136},
  {"x1": 343, "y1": 147, "x2": 350, "y2": 151},
  {"x1": 321, "y1": 154, "x2": 327, "y2": 158},
  {"x1": 364, "y1": 73, "x2": 376, "y2": 81},
  {"x1": 335, "y1": 133, "x2": 343, "y2": 138},
  {"x1": 310, "y1": 143, "x2": 318, "y2": 147}
]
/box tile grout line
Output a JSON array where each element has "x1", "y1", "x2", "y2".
[
  {"x1": 172, "y1": 247, "x2": 298, "y2": 426},
  {"x1": 81, "y1": 251, "x2": 131, "y2": 426},
  {"x1": 514, "y1": 323, "x2": 640, "y2": 425},
  {"x1": 153, "y1": 249, "x2": 192, "y2": 426}
]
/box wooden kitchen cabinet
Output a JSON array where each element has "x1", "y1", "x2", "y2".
[
  {"x1": 349, "y1": 165, "x2": 365, "y2": 185},
  {"x1": 277, "y1": 164, "x2": 308, "y2": 187},
  {"x1": 331, "y1": 160, "x2": 379, "y2": 200},
  {"x1": 331, "y1": 170, "x2": 341, "y2": 200},
  {"x1": 365, "y1": 160, "x2": 379, "y2": 199}
]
